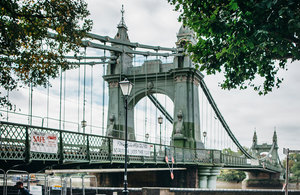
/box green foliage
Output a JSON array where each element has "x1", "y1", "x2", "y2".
[
  {"x1": 291, "y1": 162, "x2": 300, "y2": 178},
  {"x1": 0, "y1": 0, "x2": 92, "y2": 107},
  {"x1": 290, "y1": 154, "x2": 300, "y2": 184},
  {"x1": 218, "y1": 169, "x2": 246, "y2": 182},
  {"x1": 222, "y1": 147, "x2": 248, "y2": 157},
  {"x1": 237, "y1": 146, "x2": 249, "y2": 156},
  {"x1": 222, "y1": 148, "x2": 236, "y2": 155},
  {"x1": 168, "y1": 0, "x2": 299, "y2": 95}
]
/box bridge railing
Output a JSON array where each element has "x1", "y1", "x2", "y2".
[
  {"x1": 221, "y1": 153, "x2": 247, "y2": 166},
  {"x1": 259, "y1": 160, "x2": 282, "y2": 172},
  {"x1": 1, "y1": 121, "x2": 251, "y2": 167}
]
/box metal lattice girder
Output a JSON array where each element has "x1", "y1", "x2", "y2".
[
  {"x1": 47, "y1": 32, "x2": 184, "y2": 57},
  {"x1": 86, "y1": 33, "x2": 183, "y2": 52},
  {"x1": 63, "y1": 56, "x2": 116, "y2": 60}
]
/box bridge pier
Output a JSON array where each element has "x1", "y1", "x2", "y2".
[
  {"x1": 198, "y1": 167, "x2": 221, "y2": 189},
  {"x1": 242, "y1": 171, "x2": 283, "y2": 189},
  {"x1": 198, "y1": 167, "x2": 210, "y2": 188},
  {"x1": 207, "y1": 167, "x2": 222, "y2": 189},
  {"x1": 92, "y1": 166, "x2": 221, "y2": 189}
]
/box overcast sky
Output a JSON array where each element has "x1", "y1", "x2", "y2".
[
  {"x1": 2, "y1": 0, "x2": 299, "y2": 160},
  {"x1": 84, "y1": 0, "x2": 300, "y2": 158}
]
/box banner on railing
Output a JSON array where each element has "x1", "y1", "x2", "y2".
[
  {"x1": 250, "y1": 159, "x2": 260, "y2": 166},
  {"x1": 30, "y1": 131, "x2": 58, "y2": 153},
  {"x1": 113, "y1": 139, "x2": 151, "y2": 156}
]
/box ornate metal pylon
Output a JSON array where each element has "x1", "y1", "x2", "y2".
[{"x1": 103, "y1": 9, "x2": 204, "y2": 149}]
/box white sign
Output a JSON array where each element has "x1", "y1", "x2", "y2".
[
  {"x1": 30, "y1": 185, "x2": 42, "y2": 195},
  {"x1": 250, "y1": 159, "x2": 260, "y2": 166},
  {"x1": 30, "y1": 131, "x2": 58, "y2": 153},
  {"x1": 113, "y1": 139, "x2": 151, "y2": 157}
]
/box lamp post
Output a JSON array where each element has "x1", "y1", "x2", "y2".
[
  {"x1": 145, "y1": 133, "x2": 149, "y2": 142},
  {"x1": 119, "y1": 78, "x2": 133, "y2": 195},
  {"x1": 158, "y1": 116, "x2": 163, "y2": 146},
  {"x1": 203, "y1": 131, "x2": 207, "y2": 147}
]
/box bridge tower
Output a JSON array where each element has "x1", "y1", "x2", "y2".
[
  {"x1": 242, "y1": 130, "x2": 283, "y2": 189},
  {"x1": 103, "y1": 10, "x2": 204, "y2": 149},
  {"x1": 101, "y1": 8, "x2": 221, "y2": 189},
  {"x1": 250, "y1": 130, "x2": 280, "y2": 165}
]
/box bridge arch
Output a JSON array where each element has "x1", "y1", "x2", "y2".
[
  {"x1": 128, "y1": 86, "x2": 174, "y2": 107},
  {"x1": 133, "y1": 93, "x2": 174, "y2": 143}
]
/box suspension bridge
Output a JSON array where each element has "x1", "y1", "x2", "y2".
[{"x1": 0, "y1": 7, "x2": 283, "y2": 189}]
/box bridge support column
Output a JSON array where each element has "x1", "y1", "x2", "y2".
[
  {"x1": 198, "y1": 167, "x2": 221, "y2": 189},
  {"x1": 207, "y1": 167, "x2": 221, "y2": 189},
  {"x1": 198, "y1": 167, "x2": 210, "y2": 188}
]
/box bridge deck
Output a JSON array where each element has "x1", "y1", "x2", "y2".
[{"x1": 0, "y1": 121, "x2": 281, "y2": 173}]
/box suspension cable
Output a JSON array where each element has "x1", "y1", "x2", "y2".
[
  {"x1": 90, "y1": 63, "x2": 94, "y2": 134},
  {"x1": 102, "y1": 44, "x2": 106, "y2": 135},
  {"x1": 59, "y1": 66, "x2": 62, "y2": 130},
  {"x1": 47, "y1": 76, "x2": 50, "y2": 127},
  {"x1": 63, "y1": 70, "x2": 66, "y2": 130},
  {"x1": 77, "y1": 58, "x2": 81, "y2": 132},
  {"x1": 133, "y1": 48, "x2": 137, "y2": 139},
  {"x1": 82, "y1": 47, "x2": 87, "y2": 134},
  {"x1": 144, "y1": 55, "x2": 148, "y2": 142},
  {"x1": 206, "y1": 95, "x2": 208, "y2": 148},
  {"x1": 155, "y1": 62, "x2": 158, "y2": 144},
  {"x1": 6, "y1": 90, "x2": 9, "y2": 121},
  {"x1": 164, "y1": 57, "x2": 167, "y2": 144},
  {"x1": 200, "y1": 79, "x2": 254, "y2": 158}
]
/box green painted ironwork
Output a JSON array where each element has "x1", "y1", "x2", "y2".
[
  {"x1": 0, "y1": 121, "x2": 281, "y2": 172},
  {"x1": 200, "y1": 80, "x2": 254, "y2": 159}
]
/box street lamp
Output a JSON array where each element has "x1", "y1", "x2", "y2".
[
  {"x1": 119, "y1": 78, "x2": 133, "y2": 195},
  {"x1": 145, "y1": 133, "x2": 149, "y2": 142},
  {"x1": 203, "y1": 131, "x2": 207, "y2": 147},
  {"x1": 158, "y1": 116, "x2": 163, "y2": 146}
]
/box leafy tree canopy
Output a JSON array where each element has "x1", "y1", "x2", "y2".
[
  {"x1": 0, "y1": 0, "x2": 92, "y2": 107},
  {"x1": 169, "y1": 0, "x2": 299, "y2": 94},
  {"x1": 222, "y1": 147, "x2": 249, "y2": 157},
  {"x1": 291, "y1": 162, "x2": 300, "y2": 178},
  {"x1": 289, "y1": 154, "x2": 300, "y2": 183},
  {"x1": 218, "y1": 169, "x2": 246, "y2": 183}
]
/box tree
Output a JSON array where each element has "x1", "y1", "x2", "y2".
[
  {"x1": 237, "y1": 146, "x2": 249, "y2": 156},
  {"x1": 0, "y1": 0, "x2": 92, "y2": 107},
  {"x1": 291, "y1": 161, "x2": 300, "y2": 188},
  {"x1": 218, "y1": 148, "x2": 247, "y2": 182},
  {"x1": 218, "y1": 169, "x2": 246, "y2": 183},
  {"x1": 222, "y1": 147, "x2": 236, "y2": 155},
  {"x1": 285, "y1": 153, "x2": 300, "y2": 187},
  {"x1": 168, "y1": 0, "x2": 299, "y2": 95}
]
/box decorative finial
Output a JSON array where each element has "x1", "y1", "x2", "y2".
[
  {"x1": 273, "y1": 127, "x2": 277, "y2": 143},
  {"x1": 253, "y1": 129, "x2": 257, "y2": 144},
  {"x1": 121, "y1": 5, "x2": 125, "y2": 18},
  {"x1": 118, "y1": 4, "x2": 127, "y2": 29}
]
